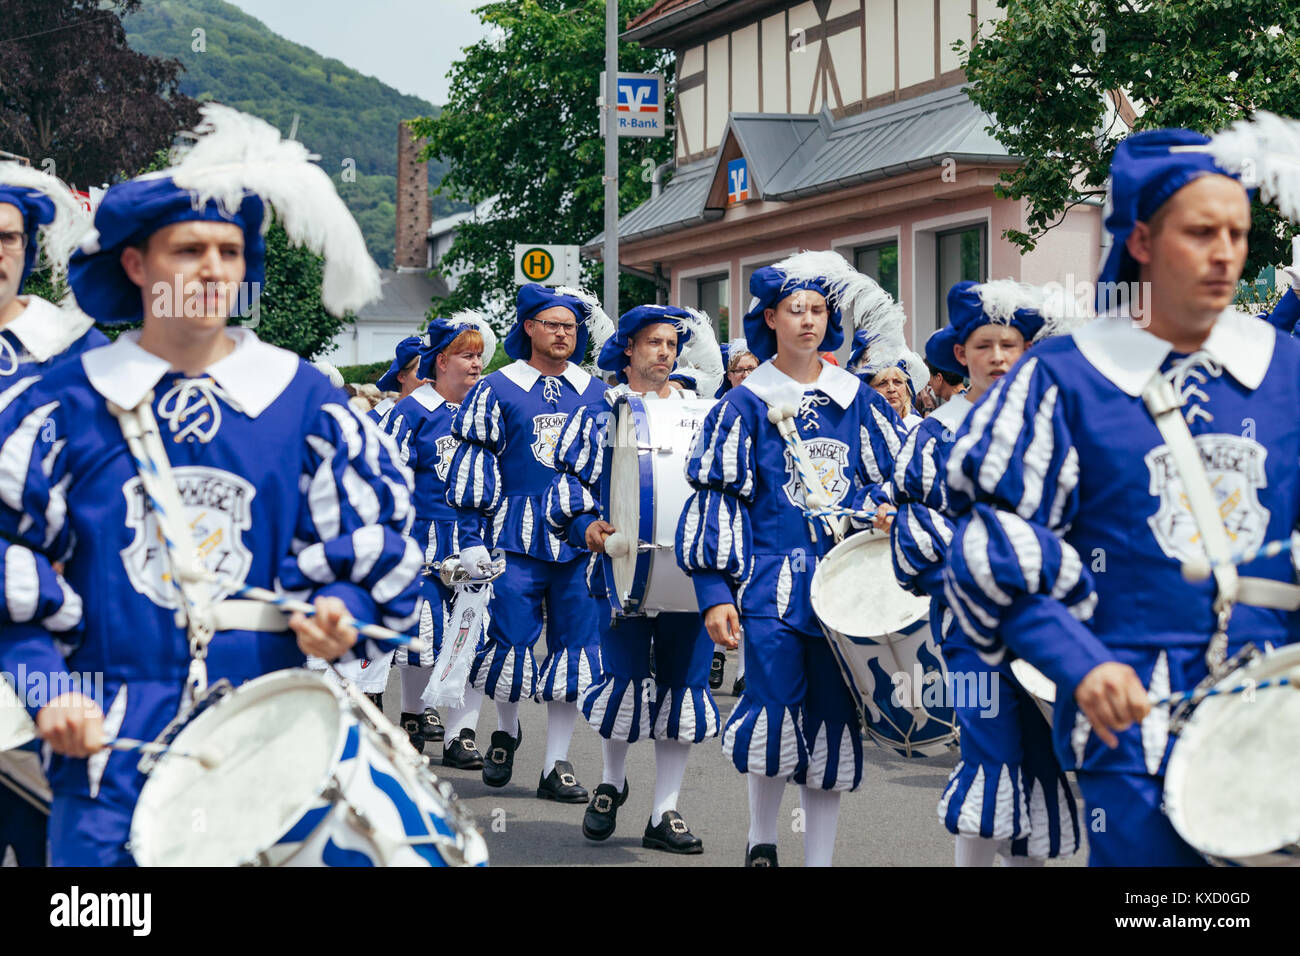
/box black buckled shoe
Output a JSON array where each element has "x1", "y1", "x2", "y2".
[
  {"x1": 482, "y1": 726, "x2": 520, "y2": 788},
  {"x1": 400, "y1": 711, "x2": 425, "y2": 754},
  {"x1": 709, "y1": 651, "x2": 725, "y2": 690},
  {"x1": 442, "y1": 729, "x2": 483, "y2": 770},
  {"x1": 418, "y1": 708, "x2": 444, "y2": 743},
  {"x1": 732, "y1": 676, "x2": 746, "y2": 698},
  {"x1": 642, "y1": 810, "x2": 703, "y2": 854},
  {"x1": 744, "y1": 843, "x2": 778, "y2": 867},
  {"x1": 581, "y1": 780, "x2": 630, "y2": 841},
  {"x1": 537, "y1": 760, "x2": 588, "y2": 803}
]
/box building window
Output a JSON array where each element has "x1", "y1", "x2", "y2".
[
  {"x1": 854, "y1": 240, "x2": 899, "y2": 300},
  {"x1": 696, "y1": 272, "x2": 730, "y2": 342},
  {"x1": 936, "y1": 224, "x2": 987, "y2": 326}
]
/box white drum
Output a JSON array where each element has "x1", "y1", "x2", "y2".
[
  {"x1": 130, "y1": 668, "x2": 487, "y2": 867},
  {"x1": 1009, "y1": 659, "x2": 1056, "y2": 728},
  {"x1": 810, "y1": 531, "x2": 958, "y2": 758},
  {"x1": 0, "y1": 676, "x2": 50, "y2": 814},
  {"x1": 1162, "y1": 643, "x2": 1300, "y2": 866},
  {"x1": 601, "y1": 393, "x2": 714, "y2": 616}
]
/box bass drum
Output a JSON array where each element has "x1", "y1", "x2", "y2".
[
  {"x1": 810, "y1": 530, "x2": 957, "y2": 758},
  {"x1": 601, "y1": 393, "x2": 714, "y2": 616}
]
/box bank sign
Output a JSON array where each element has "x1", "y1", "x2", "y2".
[{"x1": 602, "y1": 72, "x2": 666, "y2": 138}]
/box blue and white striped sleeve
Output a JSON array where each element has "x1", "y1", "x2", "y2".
[
  {"x1": 444, "y1": 379, "x2": 503, "y2": 551},
  {"x1": 0, "y1": 379, "x2": 86, "y2": 713},
  {"x1": 940, "y1": 357, "x2": 1109, "y2": 693},
  {"x1": 384, "y1": 409, "x2": 417, "y2": 471},
  {"x1": 281, "y1": 401, "x2": 421, "y2": 660},
  {"x1": 674, "y1": 399, "x2": 755, "y2": 612},
  {"x1": 889, "y1": 417, "x2": 955, "y2": 596},
  {"x1": 847, "y1": 388, "x2": 907, "y2": 528},
  {"x1": 545, "y1": 402, "x2": 607, "y2": 549}
]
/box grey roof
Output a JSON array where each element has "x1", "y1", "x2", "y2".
[
  {"x1": 355, "y1": 269, "x2": 449, "y2": 321},
  {"x1": 585, "y1": 85, "x2": 1015, "y2": 251},
  {"x1": 584, "y1": 156, "x2": 714, "y2": 250}
]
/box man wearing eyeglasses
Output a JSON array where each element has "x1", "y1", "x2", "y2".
[
  {"x1": 447, "y1": 283, "x2": 609, "y2": 800},
  {"x1": 0, "y1": 167, "x2": 107, "y2": 384},
  {"x1": 0, "y1": 165, "x2": 108, "y2": 868}
]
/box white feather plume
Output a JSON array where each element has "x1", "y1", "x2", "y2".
[
  {"x1": 899, "y1": 347, "x2": 928, "y2": 396},
  {"x1": 553, "y1": 284, "x2": 614, "y2": 370},
  {"x1": 0, "y1": 162, "x2": 89, "y2": 282},
  {"x1": 166, "y1": 103, "x2": 381, "y2": 316},
  {"x1": 1202, "y1": 111, "x2": 1300, "y2": 223},
  {"x1": 771, "y1": 249, "x2": 908, "y2": 370},
  {"x1": 675, "y1": 306, "x2": 724, "y2": 398},
  {"x1": 449, "y1": 308, "x2": 497, "y2": 362},
  {"x1": 976, "y1": 279, "x2": 1046, "y2": 323}
]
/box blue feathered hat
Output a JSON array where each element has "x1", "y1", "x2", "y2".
[
  {"x1": 0, "y1": 163, "x2": 88, "y2": 293},
  {"x1": 927, "y1": 280, "x2": 1051, "y2": 373},
  {"x1": 597, "y1": 303, "x2": 693, "y2": 383},
  {"x1": 504, "y1": 283, "x2": 613, "y2": 362},
  {"x1": 743, "y1": 250, "x2": 906, "y2": 364},
  {"x1": 376, "y1": 335, "x2": 425, "y2": 392},
  {"x1": 416, "y1": 310, "x2": 497, "y2": 380},
  {"x1": 69, "y1": 104, "x2": 380, "y2": 326},
  {"x1": 1097, "y1": 128, "x2": 1248, "y2": 310}
]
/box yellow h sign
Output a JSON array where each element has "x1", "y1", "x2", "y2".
[{"x1": 521, "y1": 247, "x2": 555, "y2": 282}]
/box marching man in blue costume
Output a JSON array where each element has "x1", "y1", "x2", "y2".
[
  {"x1": 891, "y1": 279, "x2": 1080, "y2": 866},
  {"x1": 447, "y1": 283, "x2": 610, "y2": 800},
  {"x1": 0, "y1": 163, "x2": 106, "y2": 867},
  {"x1": 942, "y1": 127, "x2": 1300, "y2": 866},
  {"x1": 676, "y1": 250, "x2": 909, "y2": 867},
  {"x1": 546, "y1": 303, "x2": 721, "y2": 852},
  {"x1": 384, "y1": 311, "x2": 496, "y2": 768},
  {"x1": 0, "y1": 105, "x2": 420, "y2": 866}
]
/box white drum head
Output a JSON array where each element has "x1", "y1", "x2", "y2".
[
  {"x1": 131, "y1": 670, "x2": 346, "y2": 867},
  {"x1": 606, "y1": 403, "x2": 643, "y2": 608},
  {"x1": 811, "y1": 531, "x2": 930, "y2": 641},
  {"x1": 1163, "y1": 644, "x2": 1300, "y2": 864}
]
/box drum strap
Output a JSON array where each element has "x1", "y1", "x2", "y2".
[
  {"x1": 761, "y1": 400, "x2": 844, "y2": 543},
  {"x1": 1140, "y1": 372, "x2": 1300, "y2": 670},
  {"x1": 108, "y1": 394, "x2": 289, "y2": 710}
]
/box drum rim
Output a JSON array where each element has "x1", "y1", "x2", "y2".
[
  {"x1": 599, "y1": 393, "x2": 657, "y2": 616},
  {"x1": 811, "y1": 530, "x2": 929, "y2": 642},
  {"x1": 129, "y1": 668, "x2": 352, "y2": 867},
  {"x1": 1162, "y1": 643, "x2": 1300, "y2": 862}
]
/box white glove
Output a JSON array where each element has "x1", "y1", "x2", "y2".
[
  {"x1": 459, "y1": 545, "x2": 494, "y2": 580},
  {"x1": 1283, "y1": 265, "x2": 1300, "y2": 294}
]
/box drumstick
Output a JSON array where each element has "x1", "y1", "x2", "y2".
[
  {"x1": 233, "y1": 585, "x2": 426, "y2": 652},
  {"x1": 1148, "y1": 674, "x2": 1294, "y2": 708},
  {"x1": 1180, "y1": 532, "x2": 1300, "y2": 582},
  {"x1": 102, "y1": 736, "x2": 222, "y2": 769}
]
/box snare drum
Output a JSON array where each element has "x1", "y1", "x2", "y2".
[
  {"x1": 1162, "y1": 643, "x2": 1300, "y2": 866},
  {"x1": 601, "y1": 393, "x2": 714, "y2": 616},
  {"x1": 130, "y1": 668, "x2": 487, "y2": 867},
  {"x1": 810, "y1": 531, "x2": 958, "y2": 758}
]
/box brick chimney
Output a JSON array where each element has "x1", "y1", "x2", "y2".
[{"x1": 395, "y1": 122, "x2": 431, "y2": 271}]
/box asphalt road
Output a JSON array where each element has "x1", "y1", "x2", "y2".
[{"x1": 382, "y1": 651, "x2": 1089, "y2": 868}]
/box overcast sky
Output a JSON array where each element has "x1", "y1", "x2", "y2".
[{"x1": 226, "y1": 0, "x2": 493, "y2": 106}]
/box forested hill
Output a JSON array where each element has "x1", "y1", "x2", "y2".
[{"x1": 124, "y1": 0, "x2": 465, "y2": 268}]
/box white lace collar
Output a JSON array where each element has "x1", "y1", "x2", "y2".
[
  {"x1": 82, "y1": 327, "x2": 299, "y2": 418},
  {"x1": 1073, "y1": 308, "x2": 1274, "y2": 397},
  {"x1": 499, "y1": 358, "x2": 592, "y2": 394},
  {"x1": 1, "y1": 296, "x2": 97, "y2": 363},
  {"x1": 741, "y1": 358, "x2": 860, "y2": 410}
]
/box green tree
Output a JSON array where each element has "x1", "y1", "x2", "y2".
[
  {"x1": 250, "y1": 221, "x2": 353, "y2": 359},
  {"x1": 409, "y1": 0, "x2": 674, "y2": 332},
  {"x1": 959, "y1": 0, "x2": 1300, "y2": 280}
]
